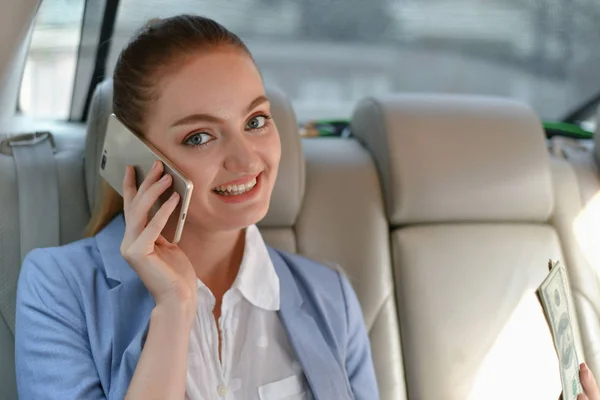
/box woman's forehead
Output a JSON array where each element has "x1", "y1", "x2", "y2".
[{"x1": 156, "y1": 50, "x2": 264, "y2": 118}]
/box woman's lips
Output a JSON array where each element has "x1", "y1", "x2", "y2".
[
  {"x1": 212, "y1": 172, "x2": 262, "y2": 204},
  {"x1": 213, "y1": 173, "x2": 260, "y2": 189}
]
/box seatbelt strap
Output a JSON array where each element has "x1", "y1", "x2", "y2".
[
  {"x1": 0, "y1": 132, "x2": 60, "y2": 261},
  {"x1": 0, "y1": 132, "x2": 59, "y2": 334}
]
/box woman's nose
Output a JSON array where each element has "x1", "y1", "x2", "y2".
[{"x1": 223, "y1": 135, "x2": 261, "y2": 173}]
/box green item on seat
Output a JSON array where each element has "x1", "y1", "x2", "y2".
[
  {"x1": 301, "y1": 119, "x2": 350, "y2": 137},
  {"x1": 543, "y1": 121, "x2": 594, "y2": 140},
  {"x1": 302, "y1": 119, "x2": 594, "y2": 140}
]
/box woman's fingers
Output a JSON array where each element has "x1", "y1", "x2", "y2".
[
  {"x1": 579, "y1": 394, "x2": 590, "y2": 400},
  {"x1": 155, "y1": 235, "x2": 170, "y2": 247},
  {"x1": 124, "y1": 161, "x2": 163, "y2": 213},
  {"x1": 135, "y1": 191, "x2": 180, "y2": 246},
  {"x1": 136, "y1": 160, "x2": 164, "y2": 200},
  {"x1": 122, "y1": 165, "x2": 144, "y2": 246},
  {"x1": 581, "y1": 363, "x2": 600, "y2": 400},
  {"x1": 134, "y1": 174, "x2": 173, "y2": 217},
  {"x1": 122, "y1": 165, "x2": 137, "y2": 211},
  {"x1": 123, "y1": 164, "x2": 172, "y2": 239}
]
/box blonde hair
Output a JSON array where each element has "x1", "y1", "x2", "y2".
[{"x1": 84, "y1": 181, "x2": 124, "y2": 237}]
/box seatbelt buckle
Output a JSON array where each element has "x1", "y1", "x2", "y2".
[{"x1": 0, "y1": 131, "x2": 55, "y2": 155}]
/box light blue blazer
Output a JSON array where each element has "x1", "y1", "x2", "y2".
[{"x1": 14, "y1": 214, "x2": 379, "y2": 400}]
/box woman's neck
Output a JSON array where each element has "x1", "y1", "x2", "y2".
[{"x1": 169, "y1": 219, "x2": 246, "y2": 304}]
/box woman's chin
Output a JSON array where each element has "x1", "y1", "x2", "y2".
[
  {"x1": 220, "y1": 205, "x2": 269, "y2": 229},
  {"x1": 187, "y1": 202, "x2": 269, "y2": 232}
]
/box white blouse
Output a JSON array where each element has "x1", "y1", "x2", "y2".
[{"x1": 185, "y1": 225, "x2": 310, "y2": 400}]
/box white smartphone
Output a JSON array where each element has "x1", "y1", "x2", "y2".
[{"x1": 99, "y1": 113, "x2": 194, "y2": 243}]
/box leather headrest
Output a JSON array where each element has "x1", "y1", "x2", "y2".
[
  {"x1": 351, "y1": 94, "x2": 553, "y2": 225},
  {"x1": 84, "y1": 79, "x2": 304, "y2": 227}
]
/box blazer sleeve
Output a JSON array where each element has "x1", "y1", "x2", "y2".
[
  {"x1": 339, "y1": 272, "x2": 380, "y2": 400},
  {"x1": 15, "y1": 248, "x2": 107, "y2": 400}
]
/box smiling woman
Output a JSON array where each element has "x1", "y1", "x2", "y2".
[
  {"x1": 14, "y1": 14, "x2": 378, "y2": 400},
  {"x1": 86, "y1": 16, "x2": 281, "y2": 236},
  {"x1": 116, "y1": 50, "x2": 280, "y2": 236}
]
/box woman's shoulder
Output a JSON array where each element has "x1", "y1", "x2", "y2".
[
  {"x1": 22, "y1": 236, "x2": 102, "y2": 277},
  {"x1": 18, "y1": 237, "x2": 105, "y2": 303},
  {"x1": 16, "y1": 237, "x2": 108, "y2": 336},
  {"x1": 268, "y1": 247, "x2": 363, "y2": 324},
  {"x1": 270, "y1": 248, "x2": 341, "y2": 285}
]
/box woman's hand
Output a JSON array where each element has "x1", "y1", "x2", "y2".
[
  {"x1": 120, "y1": 161, "x2": 197, "y2": 315},
  {"x1": 120, "y1": 163, "x2": 197, "y2": 400},
  {"x1": 578, "y1": 363, "x2": 600, "y2": 400}
]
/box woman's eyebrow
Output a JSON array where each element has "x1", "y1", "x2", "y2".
[
  {"x1": 245, "y1": 95, "x2": 269, "y2": 114},
  {"x1": 170, "y1": 113, "x2": 222, "y2": 127},
  {"x1": 170, "y1": 95, "x2": 270, "y2": 128}
]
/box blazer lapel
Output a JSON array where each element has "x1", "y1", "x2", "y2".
[
  {"x1": 95, "y1": 214, "x2": 155, "y2": 398},
  {"x1": 95, "y1": 217, "x2": 352, "y2": 399},
  {"x1": 269, "y1": 248, "x2": 352, "y2": 400}
]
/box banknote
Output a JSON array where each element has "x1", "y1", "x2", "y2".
[{"x1": 537, "y1": 260, "x2": 583, "y2": 400}]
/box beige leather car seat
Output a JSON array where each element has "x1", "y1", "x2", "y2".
[
  {"x1": 296, "y1": 137, "x2": 406, "y2": 400},
  {"x1": 547, "y1": 107, "x2": 600, "y2": 379},
  {"x1": 351, "y1": 94, "x2": 584, "y2": 399},
  {"x1": 0, "y1": 122, "x2": 90, "y2": 400},
  {"x1": 77, "y1": 79, "x2": 406, "y2": 399}
]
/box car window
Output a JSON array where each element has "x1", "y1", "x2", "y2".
[
  {"x1": 19, "y1": 0, "x2": 85, "y2": 119},
  {"x1": 106, "y1": 0, "x2": 600, "y2": 123},
  {"x1": 18, "y1": 0, "x2": 600, "y2": 123}
]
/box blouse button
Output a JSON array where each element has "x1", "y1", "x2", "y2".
[{"x1": 217, "y1": 384, "x2": 228, "y2": 397}]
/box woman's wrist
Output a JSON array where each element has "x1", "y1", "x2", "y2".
[
  {"x1": 152, "y1": 296, "x2": 197, "y2": 330},
  {"x1": 125, "y1": 294, "x2": 196, "y2": 399}
]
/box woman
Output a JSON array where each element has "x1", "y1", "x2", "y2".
[
  {"x1": 14, "y1": 15, "x2": 376, "y2": 400},
  {"x1": 13, "y1": 14, "x2": 600, "y2": 400}
]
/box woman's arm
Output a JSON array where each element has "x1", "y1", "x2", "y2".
[
  {"x1": 124, "y1": 299, "x2": 195, "y2": 400},
  {"x1": 16, "y1": 164, "x2": 198, "y2": 400},
  {"x1": 15, "y1": 249, "x2": 106, "y2": 399},
  {"x1": 15, "y1": 249, "x2": 196, "y2": 400},
  {"x1": 339, "y1": 273, "x2": 380, "y2": 400},
  {"x1": 120, "y1": 162, "x2": 199, "y2": 399}
]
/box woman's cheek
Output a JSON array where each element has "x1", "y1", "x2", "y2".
[{"x1": 265, "y1": 130, "x2": 282, "y2": 164}]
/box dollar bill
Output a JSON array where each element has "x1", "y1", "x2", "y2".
[{"x1": 537, "y1": 260, "x2": 583, "y2": 400}]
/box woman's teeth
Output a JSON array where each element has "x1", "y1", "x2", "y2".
[{"x1": 213, "y1": 177, "x2": 257, "y2": 196}]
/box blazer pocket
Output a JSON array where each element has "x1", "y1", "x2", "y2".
[{"x1": 258, "y1": 374, "x2": 309, "y2": 400}]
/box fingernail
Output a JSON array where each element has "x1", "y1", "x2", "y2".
[
  {"x1": 581, "y1": 363, "x2": 592, "y2": 380},
  {"x1": 170, "y1": 192, "x2": 179, "y2": 201},
  {"x1": 160, "y1": 174, "x2": 170, "y2": 183},
  {"x1": 153, "y1": 160, "x2": 160, "y2": 170}
]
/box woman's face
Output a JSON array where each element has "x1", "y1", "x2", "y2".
[{"x1": 143, "y1": 48, "x2": 281, "y2": 233}]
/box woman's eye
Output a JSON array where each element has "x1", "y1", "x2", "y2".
[
  {"x1": 184, "y1": 132, "x2": 212, "y2": 146},
  {"x1": 246, "y1": 115, "x2": 267, "y2": 130}
]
